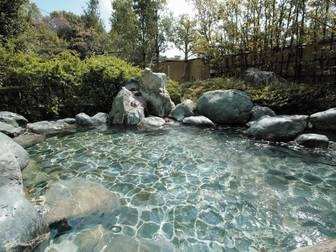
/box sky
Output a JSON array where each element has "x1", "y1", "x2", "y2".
[{"x1": 31, "y1": 0, "x2": 194, "y2": 57}]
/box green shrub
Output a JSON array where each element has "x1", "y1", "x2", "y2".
[
  {"x1": 0, "y1": 46, "x2": 141, "y2": 120},
  {"x1": 167, "y1": 79, "x2": 182, "y2": 104}
]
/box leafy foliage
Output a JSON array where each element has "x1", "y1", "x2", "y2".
[
  {"x1": 0, "y1": 46, "x2": 141, "y2": 119},
  {"x1": 167, "y1": 79, "x2": 182, "y2": 104},
  {"x1": 0, "y1": 0, "x2": 27, "y2": 41}
]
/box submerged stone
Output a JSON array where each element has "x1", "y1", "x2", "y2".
[
  {"x1": 43, "y1": 225, "x2": 176, "y2": 252},
  {"x1": 44, "y1": 179, "x2": 120, "y2": 224},
  {"x1": 14, "y1": 132, "x2": 46, "y2": 148}
]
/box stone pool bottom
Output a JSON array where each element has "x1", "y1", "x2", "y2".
[{"x1": 24, "y1": 126, "x2": 336, "y2": 251}]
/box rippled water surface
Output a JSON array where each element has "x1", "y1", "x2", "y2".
[{"x1": 26, "y1": 126, "x2": 336, "y2": 251}]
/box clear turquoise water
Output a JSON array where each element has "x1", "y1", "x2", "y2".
[{"x1": 26, "y1": 126, "x2": 336, "y2": 251}]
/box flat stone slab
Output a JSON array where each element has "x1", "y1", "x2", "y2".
[{"x1": 27, "y1": 121, "x2": 76, "y2": 136}]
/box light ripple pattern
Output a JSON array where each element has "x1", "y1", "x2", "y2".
[{"x1": 26, "y1": 126, "x2": 336, "y2": 251}]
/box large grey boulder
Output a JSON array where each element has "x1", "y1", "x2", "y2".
[
  {"x1": 196, "y1": 89, "x2": 253, "y2": 125},
  {"x1": 0, "y1": 146, "x2": 23, "y2": 191},
  {"x1": 292, "y1": 240, "x2": 336, "y2": 252},
  {"x1": 295, "y1": 133, "x2": 329, "y2": 148},
  {"x1": 244, "y1": 68, "x2": 283, "y2": 85},
  {"x1": 250, "y1": 105, "x2": 276, "y2": 121},
  {"x1": 246, "y1": 115, "x2": 308, "y2": 141},
  {"x1": 109, "y1": 87, "x2": 145, "y2": 126},
  {"x1": 0, "y1": 111, "x2": 28, "y2": 127},
  {"x1": 27, "y1": 120, "x2": 76, "y2": 136},
  {"x1": 183, "y1": 116, "x2": 215, "y2": 127},
  {"x1": 0, "y1": 132, "x2": 29, "y2": 170},
  {"x1": 14, "y1": 133, "x2": 46, "y2": 148},
  {"x1": 75, "y1": 113, "x2": 95, "y2": 126},
  {"x1": 0, "y1": 121, "x2": 24, "y2": 137},
  {"x1": 140, "y1": 68, "x2": 175, "y2": 117},
  {"x1": 310, "y1": 108, "x2": 336, "y2": 131},
  {"x1": 45, "y1": 179, "x2": 120, "y2": 224},
  {"x1": 170, "y1": 99, "x2": 194, "y2": 121},
  {"x1": 0, "y1": 134, "x2": 47, "y2": 251},
  {"x1": 0, "y1": 187, "x2": 46, "y2": 251},
  {"x1": 139, "y1": 116, "x2": 166, "y2": 129}
]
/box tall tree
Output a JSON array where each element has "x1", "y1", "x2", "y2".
[
  {"x1": 173, "y1": 15, "x2": 197, "y2": 61},
  {"x1": 83, "y1": 0, "x2": 104, "y2": 32},
  {"x1": 0, "y1": 0, "x2": 27, "y2": 41},
  {"x1": 110, "y1": 0, "x2": 138, "y2": 62},
  {"x1": 132, "y1": 0, "x2": 170, "y2": 67}
]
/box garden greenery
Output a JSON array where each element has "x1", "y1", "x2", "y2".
[{"x1": 0, "y1": 46, "x2": 141, "y2": 120}]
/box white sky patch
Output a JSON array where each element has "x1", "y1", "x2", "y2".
[
  {"x1": 99, "y1": 0, "x2": 112, "y2": 29},
  {"x1": 167, "y1": 0, "x2": 194, "y2": 17}
]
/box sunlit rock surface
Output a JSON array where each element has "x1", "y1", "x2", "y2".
[
  {"x1": 140, "y1": 68, "x2": 175, "y2": 117},
  {"x1": 182, "y1": 116, "x2": 215, "y2": 127},
  {"x1": 139, "y1": 116, "x2": 166, "y2": 129},
  {"x1": 109, "y1": 87, "x2": 145, "y2": 126},
  {"x1": 27, "y1": 120, "x2": 76, "y2": 136}
]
